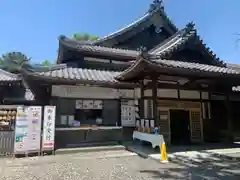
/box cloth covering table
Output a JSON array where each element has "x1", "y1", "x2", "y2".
[{"x1": 132, "y1": 131, "x2": 164, "y2": 148}]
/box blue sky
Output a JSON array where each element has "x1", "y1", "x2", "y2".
[{"x1": 0, "y1": 0, "x2": 240, "y2": 64}]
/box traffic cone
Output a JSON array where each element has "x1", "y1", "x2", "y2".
[{"x1": 160, "y1": 142, "x2": 168, "y2": 163}]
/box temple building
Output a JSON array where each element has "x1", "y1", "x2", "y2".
[{"x1": 2, "y1": 0, "x2": 240, "y2": 147}]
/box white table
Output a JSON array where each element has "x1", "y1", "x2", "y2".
[{"x1": 132, "y1": 131, "x2": 164, "y2": 148}]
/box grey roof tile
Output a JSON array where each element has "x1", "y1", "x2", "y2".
[
  {"x1": 149, "y1": 22, "x2": 195, "y2": 54},
  {"x1": 93, "y1": 4, "x2": 177, "y2": 45},
  {"x1": 0, "y1": 69, "x2": 21, "y2": 81},
  {"x1": 150, "y1": 59, "x2": 239, "y2": 74},
  {"x1": 149, "y1": 22, "x2": 223, "y2": 66},
  {"x1": 59, "y1": 36, "x2": 139, "y2": 58},
  {"x1": 226, "y1": 63, "x2": 240, "y2": 72},
  {"x1": 37, "y1": 67, "x2": 121, "y2": 83}
]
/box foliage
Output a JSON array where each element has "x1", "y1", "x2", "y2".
[
  {"x1": 0, "y1": 52, "x2": 33, "y2": 73},
  {"x1": 72, "y1": 33, "x2": 99, "y2": 41},
  {"x1": 41, "y1": 60, "x2": 51, "y2": 66}
]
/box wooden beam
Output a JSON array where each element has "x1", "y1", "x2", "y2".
[
  {"x1": 152, "y1": 76, "x2": 157, "y2": 124},
  {"x1": 226, "y1": 94, "x2": 233, "y2": 142},
  {"x1": 140, "y1": 80, "x2": 144, "y2": 119}
]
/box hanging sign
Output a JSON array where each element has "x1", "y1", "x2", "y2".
[
  {"x1": 14, "y1": 106, "x2": 28, "y2": 154},
  {"x1": 27, "y1": 106, "x2": 42, "y2": 152},
  {"x1": 42, "y1": 106, "x2": 56, "y2": 151}
]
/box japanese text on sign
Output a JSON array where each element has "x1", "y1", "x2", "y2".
[{"x1": 42, "y1": 106, "x2": 56, "y2": 150}]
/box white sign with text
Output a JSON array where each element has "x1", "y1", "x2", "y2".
[
  {"x1": 27, "y1": 106, "x2": 42, "y2": 152},
  {"x1": 42, "y1": 106, "x2": 56, "y2": 151}
]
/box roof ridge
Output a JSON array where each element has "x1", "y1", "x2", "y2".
[
  {"x1": 151, "y1": 58, "x2": 229, "y2": 68},
  {"x1": 149, "y1": 22, "x2": 225, "y2": 67},
  {"x1": 93, "y1": 13, "x2": 152, "y2": 44},
  {"x1": 59, "y1": 36, "x2": 140, "y2": 58},
  {"x1": 150, "y1": 58, "x2": 238, "y2": 73},
  {"x1": 149, "y1": 22, "x2": 196, "y2": 54},
  {"x1": 38, "y1": 67, "x2": 123, "y2": 74},
  {"x1": 93, "y1": 2, "x2": 178, "y2": 45},
  {"x1": 148, "y1": 1, "x2": 178, "y2": 32}
]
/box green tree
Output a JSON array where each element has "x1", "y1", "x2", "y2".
[
  {"x1": 41, "y1": 60, "x2": 51, "y2": 66},
  {"x1": 0, "y1": 52, "x2": 33, "y2": 73},
  {"x1": 72, "y1": 33, "x2": 99, "y2": 41}
]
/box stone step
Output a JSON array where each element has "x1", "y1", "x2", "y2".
[{"x1": 55, "y1": 144, "x2": 126, "y2": 155}]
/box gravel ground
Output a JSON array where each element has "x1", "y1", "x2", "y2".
[{"x1": 0, "y1": 150, "x2": 240, "y2": 180}]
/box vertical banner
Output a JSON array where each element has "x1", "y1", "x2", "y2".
[
  {"x1": 27, "y1": 106, "x2": 42, "y2": 153},
  {"x1": 42, "y1": 106, "x2": 56, "y2": 151},
  {"x1": 14, "y1": 106, "x2": 28, "y2": 154}
]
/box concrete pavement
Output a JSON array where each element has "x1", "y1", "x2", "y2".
[
  {"x1": 126, "y1": 142, "x2": 240, "y2": 162},
  {"x1": 1, "y1": 149, "x2": 240, "y2": 179}
]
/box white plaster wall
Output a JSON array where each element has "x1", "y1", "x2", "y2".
[
  {"x1": 52, "y1": 85, "x2": 117, "y2": 99},
  {"x1": 52, "y1": 85, "x2": 139, "y2": 99},
  {"x1": 157, "y1": 89, "x2": 178, "y2": 98},
  {"x1": 180, "y1": 90, "x2": 200, "y2": 99},
  {"x1": 144, "y1": 90, "x2": 152, "y2": 97}
]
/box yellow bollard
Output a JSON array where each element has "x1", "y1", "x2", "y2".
[{"x1": 160, "y1": 142, "x2": 168, "y2": 163}]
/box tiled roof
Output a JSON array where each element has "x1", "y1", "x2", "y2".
[
  {"x1": 149, "y1": 22, "x2": 224, "y2": 66},
  {"x1": 0, "y1": 69, "x2": 21, "y2": 82},
  {"x1": 226, "y1": 63, "x2": 240, "y2": 71},
  {"x1": 149, "y1": 22, "x2": 195, "y2": 54},
  {"x1": 227, "y1": 64, "x2": 240, "y2": 91},
  {"x1": 59, "y1": 36, "x2": 139, "y2": 58},
  {"x1": 32, "y1": 63, "x2": 67, "y2": 72},
  {"x1": 150, "y1": 59, "x2": 239, "y2": 75},
  {"x1": 93, "y1": 3, "x2": 177, "y2": 45},
  {"x1": 117, "y1": 56, "x2": 240, "y2": 80},
  {"x1": 36, "y1": 67, "x2": 121, "y2": 83}
]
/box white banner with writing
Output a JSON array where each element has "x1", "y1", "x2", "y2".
[
  {"x1": 14, "y1": 106, "x2": 28, "y2": 154},
  {"x1": 42, "y1": 106, "x2": 56, "y2": 151},
  {"x1": 27, "y1": 106, "x2": 42, "y2": 152}
]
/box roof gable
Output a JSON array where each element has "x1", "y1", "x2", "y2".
[
  {"x1": 93, "y1": 1, "x2": 177, "y2": 47},
  {"x1": 149, "y1": 22, "x2": 225, "y2": 66}
]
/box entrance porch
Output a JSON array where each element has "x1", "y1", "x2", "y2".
[{"x1": 116, "y1": 52, "x2": 240, "y2": 145}]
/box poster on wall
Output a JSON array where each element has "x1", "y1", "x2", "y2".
[
  {"x1": 42, "y1": 106, "x2": 56, "y2": 151},
  {"x1": 121, "y1": 100, "x2": 136, "y2": 127},
  {"x1": 14, "y1": 106, "x2": 28, "y2": 154},
  {"x1": 27, "y1": 106, "x2": 42, "y2": 153}
]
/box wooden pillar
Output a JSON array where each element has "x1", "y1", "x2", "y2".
[
  {"x1": 152, "y1": 77, "x2": 157, "y2": 124},
  {"x1": 226, "y1": 94, "x2": 233, "y2": 142},
  {"x1": 140, "y1": 80, "x2": 144, "y2": 119}
]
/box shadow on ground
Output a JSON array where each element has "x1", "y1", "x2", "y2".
[
  {"x1": 127, "y1": 141, "x2": 240, "y2": 155},
  {"x1": 140, "y1": 152, "x2": 240, "y2": 179},
  {"x1": 127, "y1": 142, "x2": 240, "y2": 179}
]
